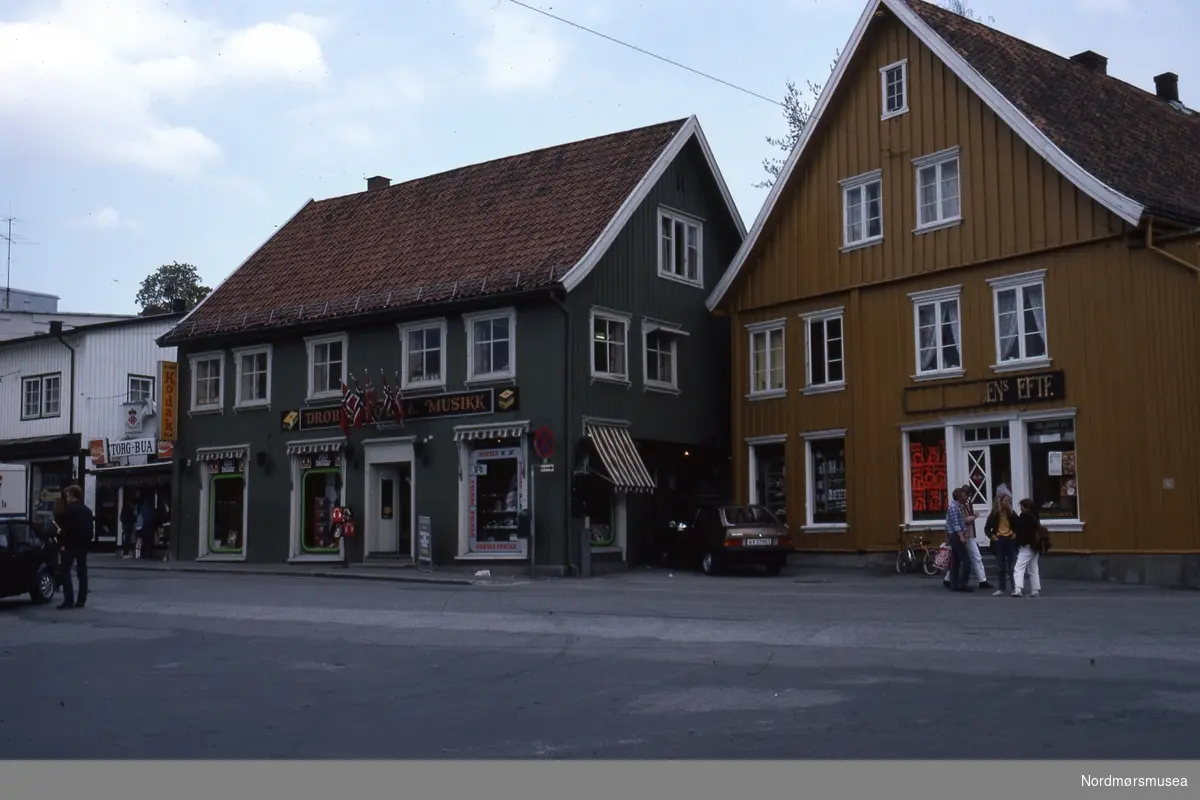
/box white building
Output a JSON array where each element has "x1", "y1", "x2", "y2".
[
  {"x1": 0, "y1": 312, "x2": 181, "y2": 541},
  {"x1": 0, "y1": 287, "x2": 131, "y2": 341}
]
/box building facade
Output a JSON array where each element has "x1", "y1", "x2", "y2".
[
  {"x1": 0, "y1": 313, "x2": 182, "y2": 542},
  {"x1": 0, "y1": 287, "x2": 131, "y2": 341},
  {"x1": 159, "y1": 117, "x2": 744, "y2": 575},
  {"x1": 707, "y1": 0, "x2": 1200, "y2": 585}
]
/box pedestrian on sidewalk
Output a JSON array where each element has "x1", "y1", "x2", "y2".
[
  {"x1": 944, "y1": 485, "x2": 991, "y2": 590},
  {"x1": 136, "y1": 496, "x2": 156, "y2": 560},
  {"x1": 119, "y1": 493, "x2": 137, "y2": 559},
  {"x1": 945, "y1": 487, "x2": 973, "y2": 592},
  {"x1": 1011, "y1": 498, "x2": 1044, "y2": 598},
  {"x1": 57, "y1": 484, "x2": 94, "y2": 610},
  {"x1": 984, "y1": 494, "x2": 1018, "y2": 596}
]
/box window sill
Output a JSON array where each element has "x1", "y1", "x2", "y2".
[
  {"x1": 802, "y1": 383, "x2": 847, "y2": 396},
  {"x1": 644, "y1": 383, "x2": 681, "y2": 396},
  {"x1": 911, "y1": 369, "x2": 966, "y2": 383},
  {"x1": 902, "y1": 520, "x2": 947, "y2": 531},
  {"x1": 1042, "y1": 520, "x2": 1086, "y2": 533},
  {"x1": 990, "y1": 357, "x2": 1053, "y2": 374},
  {"x1": 455, "y1": 552, "x2": 527, "y2": 561},
  {"x1": 657, "y1": 271, "x2": 704, "y2": 289},
  {"x1": 197, "y1": 553, "x2": 246, "y2": 562},
  {"x1": 840, "y1": 237, "x2": 883, "y2": 254},
  {"x1": 802, "y1": 523, "x2": 849, "y2": 534},
  {"x1": 747, "y1": 389, "x2": 787, "y2": 401},
  {"x1": 914, "y1": 218, "x2": 963, "y2": 236},
  {"x1": 881, "y1": 107, "x2": 909, "y2": 121},
  {"x1": 464, "y1": 375, "x2": 517, "y2": 387},
  {"x1": 234, "y1": 402, "x2": 271, "y2": 412},
  {"x1": 590, "y1": 374, "x2": 631, "y2": 388},
  {"x1": 305, "y1": 393, "x2": 341, "y2": 405},
  {"x1": 402, "y1": 381, "x2": 447, "y2": 394},
  {"x1": 188, "y1": 407, "x2": 224, "y2": 416}
]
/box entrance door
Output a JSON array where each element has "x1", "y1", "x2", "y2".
[
  {"x1": 375, "y1": 467, "x2": 400, "y2": 554},
  {"x1": 963, "y1": 446, "x2": 992, "y2": 547}
]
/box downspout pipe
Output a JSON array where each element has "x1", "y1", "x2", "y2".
[
  {"x1": 1146, "y1": 217, "x2": 1200, "y2": 275},
  {"x1": 549, "y1": 289, "x2": 577, "y2": 577},
  {"x1": 50, "y1": 321, "x2": 82, "y2": 482}
]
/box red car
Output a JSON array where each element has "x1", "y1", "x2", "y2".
[{"x1": 665, "y1": 504, "x2": 793, "y2": 576}]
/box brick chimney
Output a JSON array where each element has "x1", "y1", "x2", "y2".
[
  {"x1": 171, "y1": 298, "x2": 186, "y2": 313},
  {"x1": 1154, "y1": 72, "x2": 1180, "y2": 103},
  {"x1": 366, "y1": 175, "x2": 391, "y2": 191},
  {"x1": 1069, "y1": 50, "x2": 1107, "y2": 75}
]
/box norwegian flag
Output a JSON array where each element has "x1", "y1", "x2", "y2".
[
  {"x1": 338, "y1": 380, "x2": 359, "y2": 436},
  {"x1": 359, "y1": 370, "x2": 377, "y2": 425},
  {"x1": 377, "y1": 370, "x2": 405, "y2": 426},
  {"x1": 348, "y1": 374, "x2": 369, "y2": 429}
]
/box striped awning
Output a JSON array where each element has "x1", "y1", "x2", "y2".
[
  {"x1": 454, "y1": 424, "x2": 528, "y2": 442},
  {"x1": 286, "y1": 439, "x2": 345, "y2": 455},
  {"x1": 585, "y1": 421, "x2": 656, "y2": 493},
  {"x1": 196, "y1": 447, "x2": 248, "y2": 462}
]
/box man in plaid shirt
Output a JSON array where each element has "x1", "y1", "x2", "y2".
[{"x1": 945, "y1": 487, "x2": 973, "y2": 592}]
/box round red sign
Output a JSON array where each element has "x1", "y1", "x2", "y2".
[{"x1": 533, "y1": 426, "x2": 555, "y2": 459}]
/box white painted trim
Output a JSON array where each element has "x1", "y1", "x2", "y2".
[
  {"x1": 705, "y1": 0, "x2": 1145, "y2": 312},
  {"x1": 188, "y1": 350, "x2": 225, "y2": 414},
  {"x1": 197, "y1": 444, "x2": 251, "y2": 562},
  {"x1": 560, "y1": 116, "x2": 746, "y2": 293},
  {"x1": 362, "y1": 438, "x2": 416, "y2": 560},
  {"x1": 656, "y1": 207, "x2": 705, "y2": 288},
  {"x1": 803, "y1": 429, "x2": 848, "y2": 529},
  {"x1": 305, "y1": 332, "x2": 349, "y2": 402},
  {"x1": 232, "y1": 344, "x2": 272, "y2": 409},
  {"x1": 173, "y1": 199, "x2": 313, "y2": 332},
  {"x1": 912, "y1": 145, "x2": 961, "y2": 169},
  {"x1": 1019, "y1": 406, "x2": 1077, "y2": 422},
  {"x1": 801, "y1": 307, "x2": 846, "y2": 390},
  {"x1": 590, "y1": 306, "x2": 633, "y2": 383},
  {"x1": 746, "y1": 436, "x2": 787, "y2": 507},
  {"x1": 746, "y1": 319, "x2": 787, "y2": 397},
  {"x1": 880, "y1": 58, "x2": 910, "y2": 120},
  {"x1": 840, "y1": 169, "x2": 884, "y2": 249},
  {"x1": 913, "y1": 147, "x2": 962, "y2": 231},
  {"x1": 745, "y1": 434, "x2": 788, "y2": 445},
  {"x1": 288, "y1": 443, "x2": 346, "y2": 561},
  {"x1": 911, "y1": 286, "x2": 963, "y2": 378},
  {"x1": 641, "y1": 318, "x2": 680, "y2": 392},
  {"x1": 989, "y1": 270, "x2": 1049, "y2": 367},
  {"x1": 398, "y1": 317, "x2": 448, "y2": 391},
  {"x1": 464, "y1": 307, "x2": 518, "y2": 383}
]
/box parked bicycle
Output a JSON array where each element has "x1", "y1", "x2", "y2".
[{"x1": 895, "y1": 526, "x2": 943, "y2": 576}]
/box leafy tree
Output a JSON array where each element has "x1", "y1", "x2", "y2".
[
  {"x1": 136, "y1": 261, "x2": 211, "y2": 316},
  {"x1": 757, "y1": 1, "x2": 993, "y2": 188}
]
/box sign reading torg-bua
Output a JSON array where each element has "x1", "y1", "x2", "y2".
[{"x1": 281, "y1": 387, "x2": 521, "y2": 431}]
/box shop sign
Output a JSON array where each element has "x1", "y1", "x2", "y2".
[
  {"x1": 402, "y1": 387, "x2": 519, "y2": 421},
  {"x1": 108, "y1": 437, "x2": 157, "y2": 459},
  {"x1": 124, "y1": 405, "x2": 146, "y2": 436},
  {"x1": 206, "y1": 458, "x2": 244, "y2": 474},
  {"x1": 157, "y1": 440, "x2": 175, "y2": 459},
  {"x1": 281, "y1": 407, "x2": 343, "y2": 432},
  {"x1": 533, "y1": 426, "x2": 554, "y2": 459},
  {"x1": 159, "y1": 360, "x2": 178, "y2": 441},
  {"x1": 982, "y1": 371, "x2": 1065, "y2": 407},
  {"x1": 417, "y1": 515, "x2": 433, "y2": 571},
  {"x1": 88, "y1": 438, "x2": 108, "y2": 466}
]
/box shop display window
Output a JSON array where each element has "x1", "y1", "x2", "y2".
[
  {"x1": 907, "y1": 429, "x2": 948, "y2": 521},
  {"x1": 1027, "y1": 418, "x2": 1078, "y2": 520},
  {"x1": 467, "y1": 440, "x2": 527, "y2": 555},
  {"x1": 300, "y1": 453, "x2": 343, "y2": 553},
  {"x1": 752, "y1": 442, "x2": 787, "y2": 523},
  {"x1": 207, "y1": 458, "x2": 246, "y2": 554},
  {"x1": 809, "y1": 437, "x2": 847, "y2": 525}
]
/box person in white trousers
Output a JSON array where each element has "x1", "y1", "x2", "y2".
[
  {"x1": 1012, "y1": 498, "x2": 1042, "y2": 597},
  {"x1": 943, "y1": 485, "x2": 992, "y2": 589}
]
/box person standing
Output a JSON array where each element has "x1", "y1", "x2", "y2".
[
  {"x1": 945, "y1": 487, "x2": 973, "y2": 592},
  {"x1": 1012, "y1": 498, "x2": 1043, "y2": 598},
  {"x1": 136, "y1": 496, "x2": 156, "y2": 560},
  {"x1": 985, "y1": 494, "x2": 1019, "y2": 596},
  {"x1": 960, "y1": 484, "x2": 993, "y2": 590},
  {"x1": 119, "y1": 493, "x2": 137, "y2": 559},
  {"x1": 57, "y1": 484, "x2": 94, "y2": 610},
  {"x1": 996, "y1": 473, "x2": 1013, "y2": 505}
]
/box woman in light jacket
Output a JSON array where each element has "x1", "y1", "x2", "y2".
[{"x1": 1011, "y1": 498, "x2": 1043, "y2": 598}]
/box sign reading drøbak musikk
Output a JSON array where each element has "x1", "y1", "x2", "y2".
[{"x1": 281, "y1": 387, "x2": 520, "y2": 432}]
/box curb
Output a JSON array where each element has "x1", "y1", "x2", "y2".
[{"x1": 88, "y1": 563, "x2": 482, "y2": 587}]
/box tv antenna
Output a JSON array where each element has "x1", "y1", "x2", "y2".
[{"x1": 0, "y1": 217, "x2": 39, "y2": 312}]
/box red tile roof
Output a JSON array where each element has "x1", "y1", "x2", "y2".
[
  {"x1": 908, "y1": 0, "x2": 1200, "y2": 224},
  {"x1": 163, "y1": 119, "x2": 688, "y2": 343}
]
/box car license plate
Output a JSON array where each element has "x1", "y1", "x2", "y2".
[{"x1": 744, "y1": 537, "x2": 775, "y2": 547}]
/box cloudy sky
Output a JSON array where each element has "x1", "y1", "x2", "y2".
[{"x1": 0, "y1": 0, "x2": 1195, "y2": 314}]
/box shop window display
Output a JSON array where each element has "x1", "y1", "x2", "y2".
[
  {"x1": 467, "y1": 439, "x2": 527, "y2": 555},
  {"x1": 809, "y1": 437, "x2": 847, "y2": 525},
  {"x1": 207, "y1": 458, "x2": 246, "y2": 554},
  {"x1": 753, "y1": 443, "x2": 787, "y2": 522},
  {"x1": 300, "y1": 452, "x2": 343, "y2": 553},
  {"x1": 1027, "y1": 418, "x2": 1078, "y2": 520},
  {"x1": 908, "y1": 429, "x2": 948, "y2": 521}
]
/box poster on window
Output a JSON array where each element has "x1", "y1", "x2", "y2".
[
  {"x1": 467, "y1": 445, "x2": 528, "y2": 555},
  {"x1": 908, "y1": 432, "x2": 947, "y2": 521}
]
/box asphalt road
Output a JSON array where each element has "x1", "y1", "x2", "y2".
[{"x1": 2, "y1": 565, "x2": 1199, "y2": 759}]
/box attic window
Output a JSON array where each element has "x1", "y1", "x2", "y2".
[{"x1": 881, "y1": 60, "x2": 909, "y2": 120}]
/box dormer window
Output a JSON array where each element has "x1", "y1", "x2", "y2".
[{"x1": 881, "y1": 60, "x2": 909, "y2": 119}]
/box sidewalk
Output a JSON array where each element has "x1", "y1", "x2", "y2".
[{"x1": 88, "y1": 557, "x2": 532, "y2": 587}]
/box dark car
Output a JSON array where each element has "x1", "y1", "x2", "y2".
[
  {"x1": 664, "y1": 503, "x2": 793, "y2": 576},
  {"x1": 0, "y1": 517, "x2": 57, "y2": 604}
]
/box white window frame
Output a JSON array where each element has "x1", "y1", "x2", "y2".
[
  {"x1": 20, "y1": 373, "x2": 62, "y2": 420},
  {"x1": 657, "y1": 207, "x2": 704, "y2": 288},
  {"x1": 196, "y1": 444, "x2": 251, "y2": 562},
  {"x1": 642, "y1": 319, "x2": 687, "y2": 394},
  {"x1": 988, "y1": 269, "x2": 1051, "y2": 372},
  {"x1": 801, "y1": 306, "x2": 846, "y2": 394},
  {"x1": 306, "y1": 333, "x2": 348, "y2": 401},
  {"x1": 189, "y1": 352, "x2": 224, "y2": 413},
  {"x1": 909, "y1": 285, "x2": 965, "y2": 380},
  {"x1": 746, "y1": 318, "x2": 786, "y2": 400},
  {"x1": 913, "y1": 146, "x2": 962, "y2": 233},
  {"x1": 233, "y1": 344, "x2": 273, "y2": 409},
  {"x1": 803, "y1": 428, "x2": 849, "y2": 532},
  {"x1": 464, "y1": 307, "x2": 517, "y2": 383},
  {"x1": 589, "y1": 307, "x2": 632, "y2": 384},
  {"x1": 880, "y1": 59, "x2": 909, "y2": 119},
  {"x1": 398, "y1": 317, "x2": 448, "y2": 391},
  {"x1": 840, "y1": 170, "x2": 884, "y2": 250},
  {"x1": 1020, "y1": 408, "x2": 1084, "y2": 533},
  {"x1": 127, "y1": 374, "x2": 155, "y2": 405}
]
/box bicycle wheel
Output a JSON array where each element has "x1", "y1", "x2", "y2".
[
  {"x1": 922, "y1": 548, "x2": 940, "y2": 576},
  {"x1": 895, "y1": 548, "x2": 911, "y2": 574}
]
